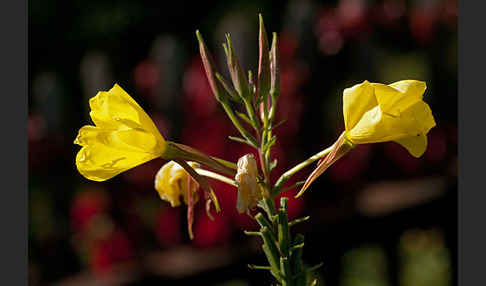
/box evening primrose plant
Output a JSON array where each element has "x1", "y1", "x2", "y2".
[{"x1": 74, "y1": 15, "x2": 435, "y2": 286}]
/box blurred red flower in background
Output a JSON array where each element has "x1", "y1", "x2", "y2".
[
  {"x1": 133, "y1": 58, "x2": 160, "y2": 102},
  {"x1": 155, "y1": 207, "x2": 183, "y2": 247},
  {"x1": 192, "y1": 205, "x2": 232, "y2": 248},
  {"x1": 183, "y1": 57, "x2": 220, "y2": 119},
  {"x1": 91, "y1": 229, "x2": 133, "y2": 276},
  {"x1": 70, "y1": 186, "x2": 111, "y2": 235},
  {"x1": 337, "y1": 0, "x2": 370, "y2": 39},
  {"x1": 409, "y1": 1, "x2": 440, "y2": 45}
]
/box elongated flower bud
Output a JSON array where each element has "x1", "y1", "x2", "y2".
[
  {"x1": 270, "y1": 32, "x2": 280, "y2": 98},
  {"x1": 196, "y1": 30, "x2": 228, "y2": 103},
  {"x1": 256, "y1": 14, "x2": 271, "y2": 106},
  {"x1": 223, "y1": 34, "x2": 250, "y2": 100}
]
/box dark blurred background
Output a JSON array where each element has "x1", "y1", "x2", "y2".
[{"x1": 28, "y1": 0, "x2": 457, "y2": 285}]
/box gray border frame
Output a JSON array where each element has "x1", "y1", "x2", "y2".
[
  {"x1": 1, "y1": 0, "x2": 27, "y2": 285},
  {"x1": 459, "y1": 1, "x2": 484, "y2": 285}
]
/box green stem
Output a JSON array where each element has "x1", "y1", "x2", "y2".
[
  {"x1": 211, "y1": 156, "x2": 237, "y2": 170},
  {"x1": 194, "y1": 168, "x2": 237, "y2": 187},
  {"x1": 273, "y1": 145, "x2": 334, "y2": 194}
]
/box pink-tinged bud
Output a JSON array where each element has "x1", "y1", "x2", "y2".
[
  {"x1": 223, "y1": 34, "x2": 250, "y2": 100},
  {"x1": 256, "y1": 14, "x2": 271, "y2": 105},
  {"x1": 196, "y1": 30, "x2": 227, "y2": 102}
]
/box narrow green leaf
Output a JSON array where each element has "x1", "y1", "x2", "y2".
[
  {"x1": 269, "y1": 159, "x2": 278, "y2": 171},
  {"x1": 271, "y1": 118, "x2": 287, "y2": 130},
  {"x1": 244, "y1": 231, "x2": 262, "y2": 236},
  {"x1": 306, "y1": 263, "x2": 324, "y2": 273},
  {"x1": 228, "y1": 136, "x2": 255, "y2": 147},
  {"x1": 255, "y1": 213, "x2": 275, "y2": 237},
  {"x1": 289, "y1": 216, "x2": 310, "y2": 227},
  {"x1": 262, "y1": 135, "x2": 277, "y2": 153},
  {"x1": 248, "y1": 264, "x2": 272, "y2": 270},
  {"x1": 289, "y1": 242, "x2": 305, "y2": 253},
  {"x1": 278, "y1": 181, "x2": 305, "y2": 193},
  {"x1": 236, "y1": 111, "x2": 252, "y2": 126}
]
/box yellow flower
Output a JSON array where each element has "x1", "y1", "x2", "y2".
[
  {"x1": 297, "y1": 80, "x2": 436, "y2": 197},
  {"x1": 343, "y1": 80, "x2": 436, "y2": 157},
  {"x1": 154, "y1": 161, "x2": 200, "y2": 207},
  {"x1": 235, "y1": 154, "x2": 262, "y2": 214},
  {"x1": 74, "y1": 84, "x2": 166, "y2": 181}
]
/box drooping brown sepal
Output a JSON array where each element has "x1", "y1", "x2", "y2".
[{"x1": 296, "y1": 133, "x2": 355, "y2": 198}]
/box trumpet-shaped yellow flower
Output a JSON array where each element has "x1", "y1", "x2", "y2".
[
  {"x1": 343, "y1": 80, "x2": 436, "y2": 157},
  {"x1": 298, "y1": 80, "x2": 436, "y2": 197},
  {"x1": 154, "y1": 161, "x2": 200, "y2": 207},
  {"x1": 74, "y1": 84, "x2": 166, "y2": 181},
  {"x1": 235, "y1": 154, "x2": 262, "y2": 214}
]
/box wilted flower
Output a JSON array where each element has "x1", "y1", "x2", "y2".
[
  {"x1": 235, "y1": 154, "x2": 263, "y2": 214},
  {"x1": 74, "y1": 84, "x2": 166, "y2": 181},
  {"x1": 154, "y1": 161, "x2": 200, "y2": 207},
  {"x1": 154, "y1": 160, "x2": 206, "y2": 239}
]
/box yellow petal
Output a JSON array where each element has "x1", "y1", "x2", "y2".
[
  {"x1": 76, "y1": 143, "x2": 158, "y2": 182},
  {"x1": 347, "y1": 101, "x2": 435, "y2": 144},
  {"x1": 396, "y1": 100, "x2": 436, "y2": 135},
  {"x1": 74, "y1": 124, "x2": 164, "y2": 181},
  {"x1": 394, "y1": 134, "x2": 428, "y2": 158},
  {"x1": 89, "y1": 84, "x2": 165, "y2": 148},
  {"x1": 389, "y1": 80, "x2": 427, "y2": 95},
  {"x1": 343, "y1": 80, "x2": 378, "y2": 131},
  {"x1": 372, "y1": 80, "x2": 426, "y2": 117},
  {"x1": 75, "y1": 125, "x2": 160, "y2": 154}
]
